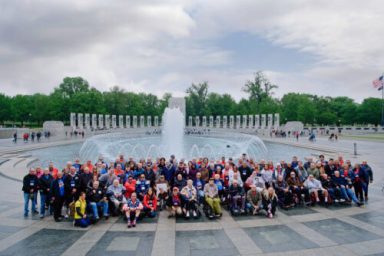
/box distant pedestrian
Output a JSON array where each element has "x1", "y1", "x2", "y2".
[{"x1": 13, "y1": 132, "x2": 17, "y2": 143}]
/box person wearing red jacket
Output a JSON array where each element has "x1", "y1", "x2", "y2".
[
  {"x1": 124, "y1": 176, "x2": 136, "y2": 199},
  {"x1": 143, "y1": 187, "x2": 157, "y2": 218}
]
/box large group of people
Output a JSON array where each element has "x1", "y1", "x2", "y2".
[{"x1": 22, "y1": 153, "x2": 373, "y2": 228}]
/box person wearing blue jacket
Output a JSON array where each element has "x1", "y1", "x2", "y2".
[
  {"x1": 332, "y1": 171, "x2": 363, "y2": 207},
  {"x1": 161, "y1": 162, "x2": 175, "y2": 185},
  {"x1": 361, "y1": 161, "x2": 373, "y2": 201},
  {"x1": 193, "y1": 172, "x2": 205, "y2": 205},
  {"x1": 136, "y1": 174, "x2": 149, "y2": 200},
  {"x1": 51, "y1": 171, "x2": 67, "y2": 221},
  {"x1": 134, "y1": 163, "x2": 145, "y2": 179}
]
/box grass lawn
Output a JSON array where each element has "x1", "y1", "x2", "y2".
[{"x1": 341, "y1": 133, "x2": 384, "y2": 141}]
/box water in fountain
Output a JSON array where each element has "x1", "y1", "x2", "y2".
[
  {"x1": 79, "y1": 110, "x2": 267, "y2": 162},
  {"x1": 161, "y1": 107, "x2": 185, "y2": 159}
]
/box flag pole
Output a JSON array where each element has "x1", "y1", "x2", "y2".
[{"x1": 381, "y1": 75, "x2": 384, "y2": 126}]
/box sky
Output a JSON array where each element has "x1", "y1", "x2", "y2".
[{"x1": 0, "y1": 0, "x2": 383, "y2": 102}]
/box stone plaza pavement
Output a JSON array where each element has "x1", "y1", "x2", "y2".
[{"x1": 0, "y1": 135, "x2": 383, "y2": 256}]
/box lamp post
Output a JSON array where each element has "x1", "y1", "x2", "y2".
[{"x1": 28, "y1": 113, "x2": 32, "y2": 127}]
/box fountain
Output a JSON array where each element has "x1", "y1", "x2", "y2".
[
  {"x1": 78, "y1": 98, "x2": 268, "y2": 163},
  {"x1": 161, "y1": 107, "x2": 185, "y2": 159}
]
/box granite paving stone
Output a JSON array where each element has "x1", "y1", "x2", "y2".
[
  {"x1": 303, "y1": 218, "x2": 381, "y2": 244},
  {"x1": 87, "y1": 231, "x2": 155, "y2": 256},
  {"x1": 244, "y1": 224, "x2": 318, "y2": 253},
  {"x1": 0, "y1": 228, "x2": 84, "y2": 256}
]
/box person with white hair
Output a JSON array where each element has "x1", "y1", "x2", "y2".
[
  {"x1": 107, "y1": 179, "x2": 127, "y2": 215},
  {"x1": 181, "y1": 179, "x2": 198, "y2": 218},
  {"x1": 22, "y1": 168, "x2": 39, "y2": 217},
  {"x1": 38, "y1": 168, "x2": 54, "y2": 218},
  {"x1": 304, "y1": 174, "x2": 329, "y2": 205}
]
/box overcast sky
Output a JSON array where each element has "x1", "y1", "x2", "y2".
[{"x1": 0, "y1": 0, "x2": 383, "y2": 102}]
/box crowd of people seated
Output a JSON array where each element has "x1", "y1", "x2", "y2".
[{"x1": 22, "y1": 153, "x2": 373, "y2": 228}]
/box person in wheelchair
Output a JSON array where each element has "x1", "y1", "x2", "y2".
[
  {"x1": 287, "y1": 172, "x2": 310, "y2": 205},
  {"x1": 274, "y1": 175, "x2": 294, "y2": 209},
  {"x1": 180, "y1": 179, "x2": 199, "y2": 219},
  {"x1": 204, "y1": 178, "x2": 222, "y2": 218},
  {"x1": 304, "y1": 174, "x2": 329, "y2": 205},
  {"x1": 194, "y1": 172, "x2": 205, "y2": 205},
  {"x1": 213, "y1": 174, "x2": 226, "y2": 202},
  {"x1": 246, "y1": 184, "x2": 261, "y2": 215},
  {"x1": 229, "y1": 180, "x2": 246, "y2": 214},
  {"x1": 106, "y1": 179, "x2": 127, "y2": 216}
]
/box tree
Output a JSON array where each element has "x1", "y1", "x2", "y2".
[
  {"x1": 0, "y1": 93, "x2": 12, "y2": 124},
  {"x1": 242, "y1": 71, "x2": 278, "y2": 106},
  {"x1": 11, "y1": 95, "x2": 33, "y2": 126},
  {"x1": 356, "y1": 98, "x2": 383, "y2": 125},
  {"x1": 31, "y1": 94, "x2": 51, "y2": 125},
  {"x1": 186, "y1": 82, "x2": 209, "y2": 116},
  {"x1": 54, "y1": 77, "x2": 90, "y2": 98},
  {"x1": 297, "y1": 97, "x2": 316, "y2": 125}
]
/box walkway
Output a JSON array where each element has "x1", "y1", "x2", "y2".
[{"x1": 0, "y1": 135, "x2": 383, "y2": 255}]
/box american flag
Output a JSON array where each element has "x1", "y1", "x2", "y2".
[{"x1": 372, "y1": 75, "x2": 383, "y2": 90}]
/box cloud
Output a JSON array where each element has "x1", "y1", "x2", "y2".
[{"x1": 0, "y1": 0, "x2": 383, "y2": 103}]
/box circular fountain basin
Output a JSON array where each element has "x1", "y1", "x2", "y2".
[{"x1": 78, "y1": 131, "x2": 268, "y2": 163}]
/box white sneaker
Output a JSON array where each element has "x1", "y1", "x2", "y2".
[
  {"x1": 186, "y1": 211, "x2": 190, "y2": 218},
  {"x1": 334, "y1": 199, "x2": 339, "y2": 203},
  {"x1": 193, "y1": 211, "x2": 197, "y2": 217},
  {"x1": 64, "y1": 214, "x2": 69, "y2": 219},
  {"x1": 340, "y1": 199, "x2": 346, "y2": 203}
]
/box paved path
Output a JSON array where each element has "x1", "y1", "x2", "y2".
[{"x1": 0, "y1": 135, "x2": 383, "y2": 255}]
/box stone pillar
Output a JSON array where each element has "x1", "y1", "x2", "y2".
[
  {"x1": 105, "y1": 115, "x2": 110, "y2": 129},
  {"x1": 112, "y1": 115, "x2": 117, "y2": 129},
  {"x1": 209, "y1": 116, "x2": 214, "y2": 127},
  {"x1": 147, "y1": 116, "x2": 152, "y2": 127},
  {"x1": 261, "y1": 114, "x2": 266, "y2": 129},
  {"x1": 154, "y1": 116, "x2": 159, "y2": 127},
  {"x1": 119, "y1": 115, "x2": 124, "y2": 128},
  {"x1": 223, "y1": 116, "x2": 227, "y2": 129},
  {"x1": 274, "y1": 113, "x2": 280, "y2": 128},
  {"x1": 133, "y1": 116, "x2": 137, "y2": 128},
  {"x1": 216, "y1": 116, "x2": 221, "y2": 128},
  {"x1": 236, "y1": 115, "x2": 241, "y2": 129},
  {"x1": 84, "y1": 113, "x2": 90, "y2": 130},
  {"x1": 202, "y1": 116, "x2": 207, "y2": 127},
  {"x1": 267, "y1": 114, "x2": 273, "y2": 129},
  {"x1": 140, "y1": 116, "x2": 144, "y2": 127},
  {"x1": 229, "y1": 116, "x2": 234, "y2": 129},
  {"x1": 255, "y1": 115, "x2": 260, "y2": 129},
  {"x1": 188, "y1": 116, "x2": 192, "y2": 127},
  {"x1": 78, "y1": 113, "x2": 83, "y2": 129},
  {"x1": 98, "y1": 114, "x2": 104, "y2": 129},
  {"x1": 126, "y1": 116, "x2": 131, "y2": 128},
  {"x1": 242, "y1": 115, "x2": 248, "y2": 129},
  {"x1": 70, "y1": 113, "x2": 76, "y2": 129},
  {"x1": 195, "y1": 116, "x2": 200, "y2": 127},
  {"x1": 249, "y1": 115, "x2": 254, "y2": 129},
  {"x1": 92, "y1": 114, "x2": 97, "y2": 130}
]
